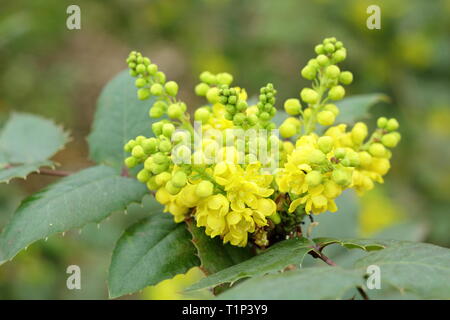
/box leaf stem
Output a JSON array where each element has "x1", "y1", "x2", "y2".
[
  {"x1": 310, "y1": 245, "x2": 370, "y2": 300},
  {"x1": 36, "y1": 168, "x2": 72, "y2": 177}
]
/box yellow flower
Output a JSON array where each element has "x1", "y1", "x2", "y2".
[
  {"x1": 288, "y1": 183, "x2": 339, "y2": 215},
  {"x1": 195, "y1": 194, "x2": 230, "y2": 238},
  {"x1": 214, "y1": 161, "x2": 274, "y2": 211}
]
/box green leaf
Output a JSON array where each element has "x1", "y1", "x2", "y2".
[
  {"x1": 354, "y1": 241, "x2": 450, "y2": 299},
  {"x1": 0, "y1": 165, "x2": 148, "y2": 265},
  {"x1": 87, "y1": 70, "x2": 158, "y2": 169},
  {"x1": 0, "y1": 112, "x2": 69, "y2": 183},
  {"x1": 217, "y1": 267, "x2": 363, "y2": 300},
  {"x1": 313, "y1": 237, "x2": 387, "y2": 252},
  {"x1": 0, "y1": 160, "x2": 54, "y2": 184},
  {"x1": 108, "y1": 214, "x2": 199, "y2": 298},
  {"x1": 187, "y1": 237, "x2": 314, "y2": 291},
  {"x1": 186, "y1": 219, "x2": 254, "y2": 275},
  {"x1": 335, "y1": 93, "x2": 389, "y2": 125}
]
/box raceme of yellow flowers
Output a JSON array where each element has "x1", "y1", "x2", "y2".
[{"x1": 123, "y1": 38, "x2": 401, "y2": 248}]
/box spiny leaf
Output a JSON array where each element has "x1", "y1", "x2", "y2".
[
  {"x1": 87, "y1": 70, "x2": 159, "y2": 169},
  {"x1": 313, "y1": 237, "x2": 387, "y2": 252},
  {"x1": 354, "y1": 241, "x2": 450, "y2": 299},
  {"x1": 187, "y1": 237, "x2": 314, "y2": 291},
  {"x1": 217, "y1": 266, "x2": 364, "y2": 300},
  {"x1": 0, "y1": 165, "x2": 148, "y2": 265},
  {"x1": 0, "y1": 112, "x2": 69, "y2": 183},
  {"x1": 0, "y1": 161, "x2": 55, "y2": 184},
  {"x1": 108, "y1": 213, "x2": 199, "y2": 298}
]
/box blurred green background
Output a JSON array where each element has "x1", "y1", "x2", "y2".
[{"x1": 0, "y1": 0, "x2": 449, "y2": 299}]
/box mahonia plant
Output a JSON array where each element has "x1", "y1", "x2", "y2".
[{"x1": 123, "y1": 37, "x2": 401, "y2": 249}]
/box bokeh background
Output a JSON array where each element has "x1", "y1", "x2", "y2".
[{"x1": 0, "y1": 0, "x2": 449, "y2": 299}]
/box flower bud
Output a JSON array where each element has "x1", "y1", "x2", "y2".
[
  {"x1": 217, "y1": 73, "x2": 233, "y2": 85},
  {"x1": 284, "y1": 98, "x2": 301, "y2": 115},
  {"x1": 137, "y1": 88, "x2": 150, "y2": 100},
  {"x1": 124, "y1": 156, "x2": 137, "y2": 168},
  {"x1": 165, "y1": 81, "x2": 179, "y2": 96},
  {"x1": 325, "y1": 65, "x2": 340, "y2": 79},
  {"x1": 155, "y1": 71, "x2": 166, "y2": 84},
  {"x1": 152, "y1": 122, "x2": 163, "y2": 136},
  {"x1": 376, "y1": 117, "x2": 387, "y2": 129},
  {"x1": 324, "y1": 103, "x2": 340, "y2": 116},
  {"x1": 268, "y1": 212, "x2": 281, "y2": 224},
  {"x1": 162, "y1": 123, "x2": 175, "y2": 138},
  {"x1": 328, "y1": 85, "x2": 345, "y2": 100},
  {"x1": 146, "y1": 177, "x2": 159, "y2": 191},
  {"x1": 136, "y1": 64, "x2": 146, "y2": 74},
  {"x1": 150, "y1": 83, "x2": 164, "y2": 96},
  {"x1": 206, "y1": 87, "x2": 220, "y2": 104},
  {"x1": 334, "y1": 148, "x2": 346, "y2": 159},
  {"x1": 324, "y1": 43, "x2": 335, "y2": 53},
  {"x1": 135, "y1": 78, "x2": 147, "y2": 88},
  {"x1": 317, "y1": 111, "x2": 335, "y2": 126},
  {"x1": 280, "y1": 123, "x2": 297, "y2": 138},
  {"x1": 358, "y1": 151, "x2": 372, "y2": 167},
  {"x1": 195, "y1": 83, "x2": 210, "y2": 96},
  {"x1": 301, "y1": 65, "x2": 317, "y2": 80},
  {"x1": 196, "y1": 180, "x2": 214, "y2": 198},
  {"x1": 318, "y1": 136, "x2": 333, "y2": 154},
  {"x1": 351, "y1": 122, "x2": 368, "y2": 144},
  {"x1": 317, "y1": 54, "x2": 329, "y2": 66},
  {"x1": 200, "y1": 71, "x2": 216, "y2": 84},
  {"x1": 315, "y1": 44, "x2": 325, "y2": 54},
  {"x1": 308, "y1": 149, "x2": 327, "y2": 164},
  {"x1": 194, "y1": 107, "x2": 211, "y2": 123},
  {"x1": 159, "y1": 140, "x2": 172, "y2": 153},
  {"x1": 131, "y1": 145, "x2": 145, "y2": 158},
  {"x1": 155, "y1": 172, "x2": 171, "y2": 186},
  {"x1": 137, "y1": 169, "x2": 150, "y2": 183},
  {"x1": 300, "y1": 88, "x2": 320, "y2": 104},
  {"x1": 381, "y1": 132, "x2": 400, "y2": 148},
  {"x1": 305, "y1": 170, "x2": 322, "y2": 187},
  {"x1": 167, "y1": 103, "x2": 183, "y2": 119},
  {"x1": 165, "y1": 181, "x2": 181, "y2": 195},
  {"x1": 369, "y1": 143, "x2": 386, "y2": 157},
  {"x1": 345, "y1": 150, "x2": 360, "y2": 167},
  {"x1": 147, "y1": 64, "x2": 158, "y2": 75},
  {"x1": 333, "y1": 49, "x2": 347, "y2": 62},
  {"x1": 386, "y1": 118, "x2": 399, "y2": 131},
  {"x1": 142, "y1": 138, "x2": 158, "y2": 154},
  {"x1": 149, "y1": 106, "x2": 164, "y2": 118},
  {"x1": 171, "y1": 171, "x2": 187, "y2": 188},
  {"x1": 339, "y1": 71, "x2": 353, "y2": 85},
  {"x1": 332, "y1": 168, "x2": 352, "y2": 186}
]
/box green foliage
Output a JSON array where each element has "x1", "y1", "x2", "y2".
[
  {"x1": 187, "y1": 238, "x2": 315, "y2": 291},
  {"x1": 313, "y1": 238, "x2": 387, "y2": 251},
  {"x1": 354, "y1": 241, "x2": 450, "y2": 299},
  {"x1": 87, "y1": 70, "x2": 158, "y2": 169},
  {"x1": 108, "y1": 213, "x2": 199, "y2": 298},
  {"x1": 0, "y1": 113, "x2": 69, "y2": 183},
  {"x1": 217, "y1": 267, "x2": 363, "y2": 300},
  {"x1": 0, "y1": 165, "x2": 147, "y2": 265},
  {"x1": 213, "y1": 240, "x2": 450, "y2": 299},
  {"x1": 335, "y1": 94, "x2": 389, "y2": 125},
  {"x1": 186, "y1": 220, "x2": 254, "y2": 275}
]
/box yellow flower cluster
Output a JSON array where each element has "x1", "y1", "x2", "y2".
[
  {"x1": 124, "y1": 38, "x2": 401, "y2": 248},
  {"x1": 276, "y1": 134, "x2": 344, "y2": 215}
]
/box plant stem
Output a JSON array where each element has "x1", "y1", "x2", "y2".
[
  {"x1": 310, "y1": 245, "x2": 370, "y2": 300},
  {"x1": 357, "y1": 286, "x2": 369, "y2": 300},
  {"x1": 37, "y1": 168, "x2": 72, "y2": 177},
  {"x1": 313, "y1": 249, "x2": 337, "y2": 266}
]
